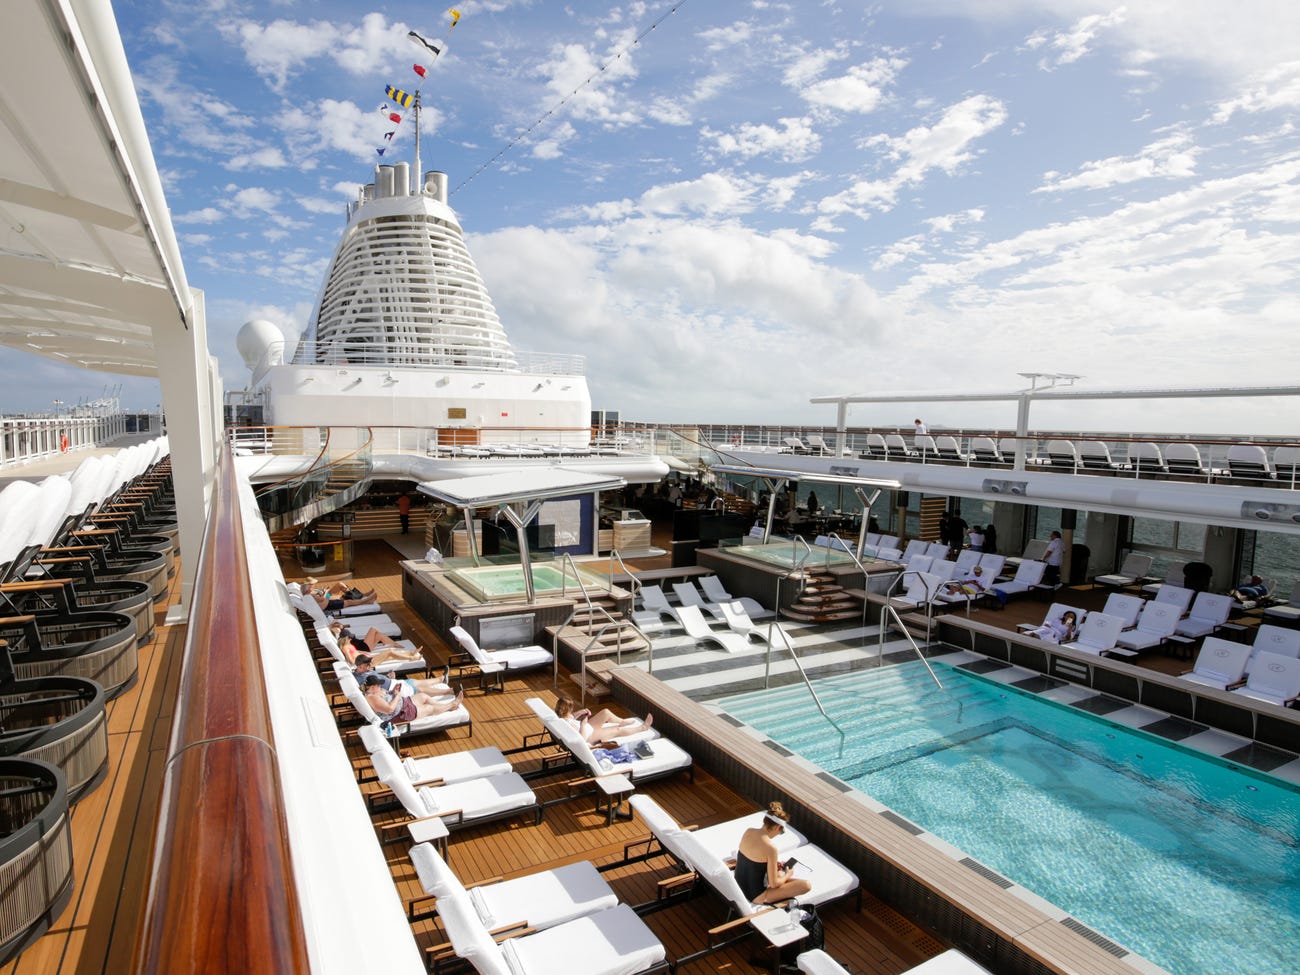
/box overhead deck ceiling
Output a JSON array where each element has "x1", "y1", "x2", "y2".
[{"x1": 0, "y1": 0, "x2": 192, "y2": 376}]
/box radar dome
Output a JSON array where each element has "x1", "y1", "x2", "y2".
[{"x1": 236, "y1": 319, "x2": 285, "y2": 371}]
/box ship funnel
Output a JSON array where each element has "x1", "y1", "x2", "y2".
[
  {"x1": 376, "y1": 164, "x2": 396, "y2": 198},
  {"x1": 394, "y1": 161, "x2": 410, "y2": 196},
  {"x1": 361, "y1": 183, "x2": 374, "y2": 202},
  {"x1": 424, "y1": 170, "x2": 448, "y2": 203}
]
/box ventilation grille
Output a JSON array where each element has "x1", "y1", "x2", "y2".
[
  {"x1": 960, "y1": 857, "x2": 1014, "y2": 889},
  {"x1": 880, "y1": 810, "x2": 924, "y2": 835},
  {"x1": 1060, "y1": 917, "x2": 1129, "y2": 957}
]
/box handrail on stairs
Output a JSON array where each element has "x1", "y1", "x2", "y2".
[
  {"x1": 552, "y1": 553, "x2": 651, "y2": 692},
  {"x1": 823, "y1": 532, "x2": 872, "y2": 646},
  {"x1": 766, "y1": 545, "x2": 846, "y2": 738},
  {"x1": 882, "y1": 569, "x2": 944, "y2": 689}
]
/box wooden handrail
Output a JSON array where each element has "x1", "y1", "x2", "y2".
[{"x1": 132, "y1": 438, "x2": 309, "y2": 973}]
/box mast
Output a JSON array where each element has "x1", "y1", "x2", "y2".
[{"x1": 413, "y1": 91, "x2": 421, "y2": 195}]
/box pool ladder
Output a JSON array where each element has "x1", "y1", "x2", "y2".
[{"x1": 553, "y1": 551, "x2": 652, "y2": 704}]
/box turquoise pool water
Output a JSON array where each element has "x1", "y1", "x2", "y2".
[
  {"x1": 719, "y1": 662, "x2": 1300, "y2": 975},
  {"x1": 729, "y1": 541, "x2": 860, "y2": 569},
  {"x1": 447, "y1": 562, "x2": 600, "y2": 601}
]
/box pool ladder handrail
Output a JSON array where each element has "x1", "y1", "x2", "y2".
[
  {"x1": 882, "y1": 569, "x2": 944, "y2": 690},
  {"x1": 766, "y1": 539, "x2": 846, "y2": 739},
  {"x1": 552, "y1": 552, "x2": 652, "y2": 697}
]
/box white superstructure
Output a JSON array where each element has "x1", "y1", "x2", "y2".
[{"x1": 239, "y1": 164, "x2": 595, "y2": 445}]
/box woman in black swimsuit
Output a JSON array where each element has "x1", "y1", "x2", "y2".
[{"x1": 734, "y1": 801, "x2": 812, "y2": 904}]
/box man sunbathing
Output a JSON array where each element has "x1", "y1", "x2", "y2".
[{"x1": 364, "y1": 676, "x2": 464, "y2": 728}]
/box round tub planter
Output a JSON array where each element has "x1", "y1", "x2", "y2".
[
  {"x1": 0, "y1": 676, "x2": 108, "y2": 802},
  {"x1": 2, "y1": 612, "x2": 139, "y2": 698},
  {"x1": 0, "y1": 758, "x2": 73, "y2": 965}
]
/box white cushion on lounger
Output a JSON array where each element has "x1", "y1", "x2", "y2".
[
  {"x1": 500, "y1": 904, "x2": 665, "y2": 975},
  {"x1": 1181, "y1": 638, "x2": 1250, "y2": 691},
  {"x1": 409, "y1": 774, "x2": 535, "y2": 824},
  {"x1": 472, "y1": 861, "x2": 618, "y2": 932},
  {"x1": 690, "y1": 811, "x2": 806, "y2": 862},
  {"x1": 316, "y1": 625, "x2": 424, "y2": 673},
  {"x1": 292, "y1": 590, "x2": 402, "y2": 637},
  {"x1": 358, "y1": 725, "x2": 507, "y2": 784},
  {"x1": 1231, "y1": 651, "x2": 1300, "y2": 707},
  {"x1": 437, "y1": 889, "x2": 512, "y2": 975}
]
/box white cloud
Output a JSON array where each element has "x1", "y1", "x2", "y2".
[
  {"x1": 1025, "y1": 9, "x2": 1126, "y2": 70},
  {"x1": 800, "y1": 58, "x2": 907, "y2": 114},
  {"x1": 536, "y1": 35, "x2": 641, "y2": 129},
  {"x1": 229, "y1": 12, "x2": 411, "y2": 92},
  {"x1": 637, "y1": 173, "x2": 755, "y2": 217},
  {"x1": 783, "y1": 45, "x2": 851, "y2": 88},
  {"x1": 174, "y1": 206, "x2": 225, "y2": 224},
  {"x1": 1213, "y1": 60, "x2": 1300, "y2": 123},
  {"x1": 1037, "y1": 133, "x2": 1199, "y2": 193},
  {"x1": 225, "y1": 147, "x2": 289, "y2": 171},
  {"x1": 704, "y1": 117, "x2": 821, "y2": 162}
]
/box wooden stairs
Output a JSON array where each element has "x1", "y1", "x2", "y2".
[
  {"x1": 546, "y1": 595, "x2": 652, "y2": 694},
  {"x1": 780, "y1": 567, "x2": 864, "y2": 623}
]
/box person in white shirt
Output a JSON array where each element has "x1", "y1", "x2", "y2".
[
  {"x1": 1043, "y1": 530, "x2": 1065, "y2": 585},
  {"x1": 913, "y1": 418, "x2": 928, "y2": 436}
]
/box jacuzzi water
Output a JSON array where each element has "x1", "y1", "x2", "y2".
[
  {"x1": 446, "y1": 562, "x2": 589, "y2": 601},
  {"x1": 727, "y1": 541, "x2": 860, "y2": 569},
  {"x1": 719, "y1": 661, "x2": 1300, "y2": 975}
]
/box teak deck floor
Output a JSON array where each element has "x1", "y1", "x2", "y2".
[{"x1": 4, "y1": 540, "x2": 943, "y2": 975}]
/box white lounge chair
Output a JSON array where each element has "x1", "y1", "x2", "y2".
[
  {"x1": 1165, "y1": 442, "x2": 1209, "y2": 478},
  {"x1": 901, "y1": 540, "x2": 929, "y2": 563},
  {"x1": 1180, "y1": 637, "x2": 1251, "y2": 691},
  {"x1": 690, "y1": 810, "x2": 807, "y2": 863},
  {"x1": 925, "y1": 542, "x2": 950, "y2": 561},
  {"x1": 1230, "y1": 651, "x2": 1300, "y2": 707},
  {"x1": 640, "y1": 585, "x2": 682, "y2": 624},
  {"x1": 951, "y1": 550, "x2": 980, "y2": 576},
  {"x1": 1126, "y1": 442, "x2": 1167, "y2": 476},
  {"x1": 1139, "y1": 562, "x2": 1186, "y2": 597},
  {"x1": 526, "y1": 697, "x2": 693, "y2": 785},
  {"x1": 1100, "y1": 593, "x2": 1144, "y2": 629},
  {"x1": 977, "y1": 553, "x2": 1006, "y2": 579},
  {"x1": 315, "y1": 624, "x2": 426, "y2": 675},
  {"x1": 890, "y1": 571, "x2": 943, "y2": 611},
  {"x1": 630, "y1": 794, "x2": 858, "y2": 912},
  {"x1": 357, "y1": 724, "x2": 510, "y2": 787},
  {"x1": 720, "y1": 600, "x2": 794, "y2": 651},
  {"x1": 673, "y1": 581, "x2": 728, "y2": 621},
  {"x1": 1251, "y1": 624, "x2": 1300, "y2": 662},
  {"x1": 991, "y1": 560, "x2": 1045, "y2": 602},
  {"x1": 1093, "y1": 553, "x2": 1154, "y2": 589},
  {"x1": 335, "y1": 664, "x2": 471, "y2": 738},
  {"x1": 1153, "y1": 584, "x2": 1195, "y2": 616},
  {"x1": 1016, "y1": 603, "x2": 1087, "y2": 640},
  {"x1": 1263, "y1": 581, "x2": 1300, "y2": 626},
  {"x1": 371, "y1": 742, "x2": 541, "y2": 831},
  {"x1": 1114, "y1": 601, "x2": 1180, "y2": 653},
  {"x1": 288, "y1": 580, "x2": 387, "y2": 618},
  {"x1": 292, "y1": 588, "x2": 402, "y2": 637},
  {"x1": 934, "y1": 436, "x2": 969, "y2": 464},
  {"x1": 805, "y1": 434, "x2": 832, "y2": 455},
  {"x1": 905, "y1": 554, "x2": 933, "y2": 574},
  {"x1": 409, "y1": 842, "x2": 618, "y2": 933},
  {"x1": 1062, "y1": 612, "x2": 1128, "y2": 657},
  {"x1": 1174, "y1": 593, "x2": 1233, "y2": 639},
  {"x1": 1226, "y1": 443, "x2": 1274, "y2": 480},
  {"x1": 449, "y1": 625, "x2": 553, "y2": 692},
  {"x1": 798, "y1": 948, "x2": 992, "y2": 975},
  {"x1": 436, "y1": 887, "x2": 666, "y2": 975},
  {"x1": 678, "y1": 604, "x2": 751, "y2": 654},
  {"x1": 699, "y1": 575, "x2": 774, "y2": 619}
]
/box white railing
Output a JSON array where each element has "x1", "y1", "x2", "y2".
[
  {"x1": 0, "y1": 413, "x2": 140, "y2": 469},
  {"x1": 265, "y1": 339, "x2": 585, "y2": 377}
]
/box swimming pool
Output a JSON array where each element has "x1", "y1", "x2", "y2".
[{"x1": 719, "y1": 661, "x2": 1300, "y2": 975}]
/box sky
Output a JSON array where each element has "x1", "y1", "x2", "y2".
[{"x1": 5, "y1": 0, "x2": 1300, "y2": 434}]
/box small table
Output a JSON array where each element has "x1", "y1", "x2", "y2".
[
  {"x1": 1166, "y1": 634, "x2": 1196, "y2": 660},
  {"x1": 407, "y1": 815, "x2": 450, "y2": 860},
  {"x1": 749, "y1": 908, "x2": 807, "y2": 975},
  {"x1": 1219, "y1": 622, "x2": 1249, "y2": 643},
  {"x1": 594, "y1": 774, "x2": 635, "y2": 826}
]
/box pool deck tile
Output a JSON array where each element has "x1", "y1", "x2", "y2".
[
  {"x1": 1221, "y1": 740, "x2": 1299, "y2": 773},
  {"x1": 1181, "y1": 727, "x2": 1252, "y2": 757},
  {"x1": 956, "y1": 657, "x2": 1014, "y2": 676},
  {"x1": 1270, "y1": 757, "x2": 1300, "y2": 786},
  {"x1": 1010, "y1": 674, "x2": 1067, "y2": 694},
  {"x1": 1038, "y1": 683, "x2": 1097, "y2": 706},
  {"x1": 1071, "y1": 694, "x2": 1137, "y2": 716},
  {"x1": 1097, "y1": 703, "x2": 1167, "y2": 729},
  {"x1": 1139, "y1": 715, "x2": 1208, "y2": 742},
  {"x1": 841, "y1": 790, "x2": 888, "y2": 813},
  {"x1": 968, "y1": 662, "x2": 1034, "y2": 685}
]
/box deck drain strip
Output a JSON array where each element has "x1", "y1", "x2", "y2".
[
  {"x1": 879, "y1": 810, "x2": 924, "y2": 835},
  {"x1": 1059, "y1": 917, "x2": 1128, "y2": 957},
  {"x1": 958, "y1": 857, "x2": 1013, "y2": 889}
]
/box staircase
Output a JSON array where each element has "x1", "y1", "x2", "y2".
[
  {"x1": 546, "y1": 593, "x2": 652, "y2": 696},
  {"x1": 781, "y1": 567, "x2": 863, "y2": 623}
]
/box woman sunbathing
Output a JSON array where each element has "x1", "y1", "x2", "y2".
[
  {"x1": 333, "y1": 624, "x2": 423, "y2": 666},
  {"x1": 735, "y1": 801, "x2": 812, "y2": 904},
  {"x1": 555, "y1": 695, "x2": 653, "y2": 743}
]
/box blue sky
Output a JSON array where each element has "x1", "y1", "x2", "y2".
[{"x1": 6, "y1": 0, "x2": 1300, "y2": 433}]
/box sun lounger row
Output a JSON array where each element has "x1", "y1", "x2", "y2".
[{"x1": 1017, "y1": 589, "x2": 1237, "y2": 657}]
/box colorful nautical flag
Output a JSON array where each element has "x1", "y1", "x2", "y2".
[
  {"x1": 413, "y1": 63, "x2": 428, "y2": 79},
  {"x1": 408, "y1": 30, "x2": 443, "y2": 60},
  {"x1": 385, "y1": 111, "x2": 402, "y2": 124},
  {"x1": 448, "y1": 9, "x2": 462, "y2": 30},
  {"x1": 385, "y1": 85, "x2": 415, "y2": 108},
  {"x1": 383, "y1": 131, "x2": 395, "y2": 141}
]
